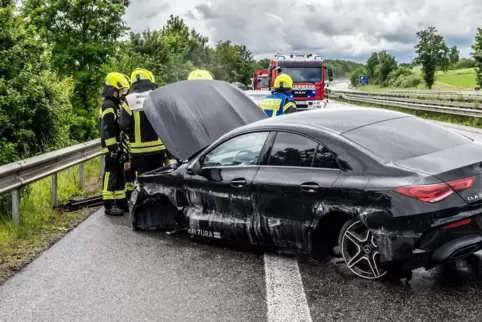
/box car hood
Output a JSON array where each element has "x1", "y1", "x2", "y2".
[{"x1": 143, "y1": 80, "x2": 268, "y2": 160}]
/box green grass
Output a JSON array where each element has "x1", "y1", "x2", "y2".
[
  {"x1": 359, "y1": 67, "x2": 479, "y2": 92},
  {"x1": 0, "y1": 157, "x2": 101, "y2": 283},
  {"x1": 413, "y1": 66, "x2": 477, "y2": 90}
]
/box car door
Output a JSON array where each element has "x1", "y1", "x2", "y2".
[
  {"x1": 183, "y1": 131, "x2": 271, "y2": 245},
  {"x1": 251, "y1": 131, "x2": 341, "y2": 251}
]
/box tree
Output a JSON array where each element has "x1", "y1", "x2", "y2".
[
  {"x1": 449, "y1": 45, "x2": 460, "y2": 64},
  {"x1": 22, "y1": 0, "x2": 130, "y2": 141},
  {"x1": 471, "y1": 28, "x2": 482, "y2": 87},
  {"x1": 414, "y1": 27, "x2": 449, "y2": 89},
  {"x1": 377, "y1": 51, "x2": 397, "y2": 86},
  {"x1": 0, "y1": 0, "x2": 72, "y2": 165},
  {"x1": 366, "y1": 52, "x2": 379, "y2": 81}
]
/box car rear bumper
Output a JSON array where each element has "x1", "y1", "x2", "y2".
[{"x1": 372, "y1": 214, "x2": 482, "y2": 271}]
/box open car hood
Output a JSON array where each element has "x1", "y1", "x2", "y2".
[{"x1": 143, "y1": 80, "x2": 268, "y2": 160}]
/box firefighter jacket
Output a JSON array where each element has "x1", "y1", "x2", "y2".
[
  {"x1": 100, "y1": 98, "x2": 122, "y2": 154},
  {"x1": 120, "y1": 81, "x2": 165, "y2": 155},
  {"x1": 259, "y1": 92, "x2": 297, "y2": 117}
]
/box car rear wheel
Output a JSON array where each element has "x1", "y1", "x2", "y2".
[{"x1": 338, "y1": 219, "x2": 387, "y2": 280}]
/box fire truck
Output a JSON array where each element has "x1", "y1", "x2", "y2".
[
  {"x1": 253, "y1": 69, "x2": 269, "y2": 90},
  {"x1": 266, "y1": 53, "x2": 333, "y2": 110}
]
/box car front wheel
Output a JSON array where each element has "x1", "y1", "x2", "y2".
[{"x1": 338, "y1": 219, "x2": 387, "y2": 280}]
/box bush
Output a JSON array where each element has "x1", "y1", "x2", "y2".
[
  {"x1": 400, "y1": 75, "x2": 422, "y2": 88},
  {"x1": 453, "y1": 58, "x2": 476, "y2": 69}
]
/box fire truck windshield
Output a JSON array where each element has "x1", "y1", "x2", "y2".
[
  {"x1": 279, "y1": 67, "x2": 321, "y2": 83},
  {"x1": 259, "y1": 77, "x2": 269, "y2": 88}
]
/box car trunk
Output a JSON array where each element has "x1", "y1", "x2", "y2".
[{"x1": 394, "y1": 143, "x2": 482, "y2": 205}]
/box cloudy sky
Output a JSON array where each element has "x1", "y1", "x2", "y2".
[{"x1": 124, "y1": 0, "x2": 482, "y2": 63}]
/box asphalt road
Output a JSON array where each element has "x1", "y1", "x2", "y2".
[{"x1": 2, "y1": 102, "x2": 482, "y2": 322}]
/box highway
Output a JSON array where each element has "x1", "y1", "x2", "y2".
[{"x1": 1, "y1": 101, "x2": 482, "y2": 322}]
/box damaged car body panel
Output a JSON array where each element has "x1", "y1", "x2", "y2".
[{"x1": 134, "y1": 87, "x2": 482, "y2": 279}]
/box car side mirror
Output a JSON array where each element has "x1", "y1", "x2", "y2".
[
  {"x1": 187, "y1": 160, "x2": 202, "y2": 175},
  {"x1": 327, "y1": 68, "x2": 334, "y2": 82}
]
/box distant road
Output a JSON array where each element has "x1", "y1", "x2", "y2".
[{"x1": 329, "y1": 79, "x2": 350, "y2": 90}]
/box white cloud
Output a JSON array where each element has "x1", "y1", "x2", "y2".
[{"x1": 124, "y1": 0, "x2": 482, "y2": 61}]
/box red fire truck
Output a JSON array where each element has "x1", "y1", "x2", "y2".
[
  {"x1": 266, "y1": 53, "x2": 333, "y2": 110},
  {"x1": 253, "y1": 69, "x2": 269, "y2": 90}
]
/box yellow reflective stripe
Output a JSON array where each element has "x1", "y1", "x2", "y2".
[
  {"x1": 102, "y1": 148, "x2": 109, "y2": 154},
  {"x1": 130, "y1": 139, "x2": 164, "y2": 148},
  {"x1": 122, "y1": 102, "x2": 132, "y2": 116},
  {"x1": 134, "y1": 111, "x2": 141, "y2": 144},
  {"x1": 283, "y1": 102, "x2": 296, "y2": 112},
  {"x1": 130, "y1": 145, "x2": 166, "y2": 154},
  {"x1": 260, "y1": 98, "x2": 282, "y2": 111},
  {"x1": 114, "y1": 191, "x2": 126, "y2": 199},
  {"x1": 102, "y1": 108, "x2": 116, "y2": 119},
  {"x1": 105, "y1": 137, "x2": 117, "y2": 146},
  {"x1": 102, "y1": 172, "x2": 110, "y2": 193}
]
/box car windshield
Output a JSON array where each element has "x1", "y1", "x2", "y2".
[
  {"x1": 342, "y1": 117, "x2": 472, "y2": 161},
  {"x1": 278, "y1": 65, "x2": 322, "y2": 83}
]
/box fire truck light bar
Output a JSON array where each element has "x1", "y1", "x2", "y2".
[{"x1": 273, "y1": 53, "x2": 324, "y2": 61}]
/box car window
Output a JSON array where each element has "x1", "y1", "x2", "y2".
[
  {"x1": 268, "y1": 132, "x2": 317, "y2": 167},
  {"x1": 313, "y1": 145, "x2": 339, "y2": 169},
  {"x1": 202, "y1": 132, "x2": 269, "y2": 167},
  {"x1": 342, "y1": 117, "x2": 472, "y2": 161}
]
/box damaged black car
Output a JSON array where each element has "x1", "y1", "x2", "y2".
[{"x1": 130, "y1": 79, "x2": 482, "y2": 280}]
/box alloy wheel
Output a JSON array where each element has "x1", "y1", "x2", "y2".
[{"x1": 340, "y1": 220, "x2": 387, "y2": 280}]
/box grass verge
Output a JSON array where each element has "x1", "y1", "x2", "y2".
[
  {"x1": 331, "y1": 96, "x2": 482, "y2": 129},
  {"x1": 0, "y1": 157, "x2": 101, "y2": 284}
]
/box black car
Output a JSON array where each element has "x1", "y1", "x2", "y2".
[{"x1": 131, "y1": 79, "x2": 482, "y2": 280}]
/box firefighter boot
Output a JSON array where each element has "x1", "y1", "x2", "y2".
[{"x1": 104, "y1": 200, "x2": 124, "y2": 216}]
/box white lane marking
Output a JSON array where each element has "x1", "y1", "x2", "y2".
[{"x1": 264, "y1": 254, "x2": 313, "y2": 322}]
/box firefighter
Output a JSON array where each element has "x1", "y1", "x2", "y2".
[
  {"x1": 120, "y1": 74, "x2": 136, "y2": 207},
  {"x1": 100, "y1": 72, "x2": 130, "y2": 216},
  {"x1": 187, "y1": 69, "x2": 214, "y2": 80},
  {"x1": 120, "y1": 68, "x2": 166, "y2": 175},
  {"x1": 259, "y1": 73, "x2": 297, "y2": 117}
]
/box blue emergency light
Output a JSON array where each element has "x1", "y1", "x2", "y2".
[
  {"x1": 276, "y1": 55, "x2": 286, "y2": 60},
  {"x1": 314, "y1": 56, "x2": 323, "y2": 60}
]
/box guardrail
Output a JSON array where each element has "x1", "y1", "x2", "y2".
[
  {"x1": 0, "y1": 139, "x2": 103, "y2": 226},
  {"x1": 330, "y1": 89, "x2": 482, "y2": 101},
  {"x1": 329, "y1": 90, "x2": 482, "y2": 118}
]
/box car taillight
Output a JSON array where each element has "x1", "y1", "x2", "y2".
[{"x1": 394, "y1": 176, "x2": 475, "y2": 203}]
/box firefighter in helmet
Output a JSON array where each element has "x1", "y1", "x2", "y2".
[
  {"x1": 120, "y1": 68, "x2": 166, "y2": 175},
  {"x1": 259, "y1": 73, "x2": 297, "y2": 117},
  {"x1": 99, "y1": 72, "x2": 130, "y2": 216},
  {"x1": 187, "y1": 69, "x2": 214, "y2": 80}
]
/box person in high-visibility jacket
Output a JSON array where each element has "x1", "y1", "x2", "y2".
[
  {"x1": 187, "y1": 69, "x2": 215, "y2": 80},
  {"x1": 120, "y1": 68, "x2": 166, "y2": 175},
  {"x1": 259, "y1": 73, "x2": 297, "y2": 117},
  {"x1": 99, "y1": 72, "x2": 130, "y2": 216}
]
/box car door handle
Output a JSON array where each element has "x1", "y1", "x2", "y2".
[
  {"x1": 300, "y1": 183, "x2": 319, "y2": 193},
  {"x1": 230, "y1": 178, "x2": 247, "y2": 187}
]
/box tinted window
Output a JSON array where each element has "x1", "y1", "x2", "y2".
[
  {"x1": 342, "y1": 117, "x2": 471, "y2": 160},
  {"x1": 268, "y1": 132, "x2": 317, "y2": 167},
  {"x1": 202, "y1": 132, "x2": 269, "y2": 167},
  {"x1": 313, "y1": 146, "x2": 339, "y2": 169}
]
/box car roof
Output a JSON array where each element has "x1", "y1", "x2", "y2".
[{"x1": 246, "y1": 104, "x2": 411, "y2": 134}]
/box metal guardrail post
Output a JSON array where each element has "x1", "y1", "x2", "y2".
[
  {"x1": 79, "y1": 162, "x2": 85, "y2": 189},
  {"x1": 51, "y1": 173, "x2": 57, "y2": 208},
  {"x1": 11, "y1": 189, "x2": 19, "y2": 227}
]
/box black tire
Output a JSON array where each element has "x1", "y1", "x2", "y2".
[{"x1": 337, "y1": 218, "x2": 388, "y2": 280}]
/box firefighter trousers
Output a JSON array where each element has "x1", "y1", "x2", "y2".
[
  {"x1": 125, "y1": 165, "x2": 136, "y2": 200},
  {"x1": 102, "y1": 155, "x2": 126, "y2": 209},
  {"x1": 131, "y1": 151, "x2": 166, "y2": 176}
]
